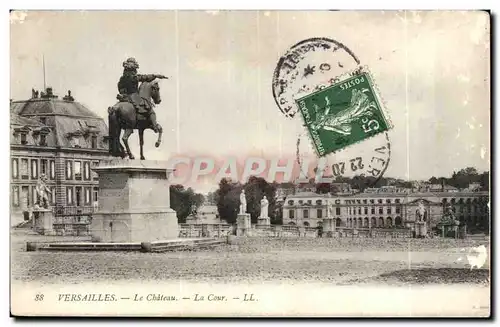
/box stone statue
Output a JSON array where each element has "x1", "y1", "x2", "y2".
[
  {"x1": 35, "y1": 174, "x2": 52, "y2": 209},
  {"x1": 239, "y1": 190, "x2": 247, "y2": 214},
  {"x1": 260, "y1": 196, "x2": 269, "y2": 218},
  {"x1": 416, "y1": 200, "x2": 427, "y2": 222},
  {"x1": 328, "y1": 200, "x2": 334, "y2": 218}
]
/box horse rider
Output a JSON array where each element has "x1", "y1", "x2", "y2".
[{"x1": 117, "y1": 57, "x2": 167, "y2": 132}]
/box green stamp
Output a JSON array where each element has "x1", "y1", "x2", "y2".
[{"x1": 296, "y1": 71, "x2": 392, "y2": 157}]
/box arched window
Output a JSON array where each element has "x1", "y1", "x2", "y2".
[
  {"x1": 459, "y1": 198, "x2": 464, "y2": 204},
  {"x1": 395, "y1": 216, "x2": 402, "y2": 226},
  {"x1": 303, "y1": 221, "x2": 310, "y2": 227},
  {"x1": 379, "y1": 217, "x2": 384, "y2": 227},
  {"x1": 288, "y1": 200, "x2": 294, "y2": 205},
  {"x1": 353, "y1": 219, "x2": 357, "y2": 228},
  {"x1": 451, "y1": 198, "x2": 456, "y2": 204},
  {"x1": 358, "y1": 218, "x2": 362, "y2": 227},
  {"x1": 336, "y1": 218, "x2": 341, "y2": 227},
  {"x1": 371, "y1": 217, "x2": 377, "y2": 227},
  {"x1": 386, "y1": 217, "x2": 393, "y2": 226},
  {"x1": 364, "y1": 217, "x2": 369, "y2": 227}
]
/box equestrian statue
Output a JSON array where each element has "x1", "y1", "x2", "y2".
[{"x1": 108, "y1": 57, "x2": 168, "y2": 160}]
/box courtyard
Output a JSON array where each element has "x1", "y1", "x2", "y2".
[{"x1": 11, "y1": 229, "x2": 490, "y2": 286}]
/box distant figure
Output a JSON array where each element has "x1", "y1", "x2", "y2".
[
  {"x1": 260, "y1": 196, "x2": 269, "y2": 218},
  {"x1": 239, "y1": 190, "x2": 247, "y2": 214}
]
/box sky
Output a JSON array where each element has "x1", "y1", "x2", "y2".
[{"x1": 10, "y1": 10, "x2": 490, "y2": 193}]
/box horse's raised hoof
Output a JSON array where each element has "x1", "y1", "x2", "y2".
[{"x1": 155, "y1": 141, "x2": 160, "y2": 148}]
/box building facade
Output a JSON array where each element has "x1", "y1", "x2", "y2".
[
  {"x1": 283, "y1": 188, "x2": 489, "y2": 231},
  {"x1": 10, "y1": 87, "x2": 111, "y2": 225}
]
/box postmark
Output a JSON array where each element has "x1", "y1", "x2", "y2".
[
  {"x1": 272, "y1": 37, "x2": 360, "y2": 118},
  {"x1": 296, "y1": 67, "x2": 393, "y2": 157}
]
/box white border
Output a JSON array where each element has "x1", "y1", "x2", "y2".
[{"x1": 3, "y1": 2, "x2": 497, "y2": 326}]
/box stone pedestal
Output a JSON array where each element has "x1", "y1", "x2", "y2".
[
  {"x1": 322, "y1": 218, "x2": 336, "y2": 237},
  {"x1": 32, "y1": 209, "x2": 54, "y2": 235},
  {"x1": 90, "y1": 160, "x2": 178, "y2": 243},
  {"x1": 415, "y1": 221, "x2": 427, "y2": 238},
  {"x1": 236, "y1": 213, "x2": 251, "y2": 236},
  {"x1": 257, "y1": 216, "x2": 270, "y2": 226}
]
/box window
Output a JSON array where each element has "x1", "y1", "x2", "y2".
[
  {"x1": 387, "y1": 208, "x2": 392, "y2": 214},
  {"x1": 66, "y1": 187, "x2": 74, "y2": 205},
  {"x1": 288, "y1": 200, "x2": 294, "y2": 205},
  {"x1": 336, "y1": 207, "x2": 341, "y2": 215},
  {"x1": 303, "y1": 209, "x2": 309, "y2": 219},
  {"x1": 40, "y1": 117, "x2": 47, "y2": 125},
  {"x1": 395, "y1": 199, "x2": 400, "y2": 204},
  {"x1": 32, "y1": 186, "x2": 38, "y2": 206},
  {"x1": 316, "y1": 200, "x2": 322, "y2": 205},
  {"x1": 298, "y1": 200, "x2": 304, "y2": 205},
  {"x1": 83, "y1": 162, "x2": 91, "y2": 180},
  {"x1": 396, "y1": 207, "x2": 401, "y2": 214},
  {"x1": 386, "y1": 199, "x2": 391, "y2": 204},
  {"x1": 93, "y1": 187, "x2": 99, "y2": 202},
  {"x1": 364, "y1": 207, "x2": 368, "y2": 214},
  {"x1": 74, "y1": 161, "x2": 82, "y2": 180},
  {"x1": 31, "y1": 159, "x2": 38, "y2": 179},
  {"x1": 49, "y1": 160, "x2": 55, "y2": 179},
  {"x1": 12, "y1": 159, "x2": 18, "y2": 179},
  {"x1": 12, "y1": 186, "x2": 19, "y2": 206},
  {"x1": 39, "y1": 159, "x2": 47, "y2": 176},
  {"x1": 379, "y1": 208, "x2": 383, "y2": 214},
  {"x1": 289, "y1": 210, "x2": 295, "y2": 219},
  {"x1": 20, "y1": 133, "x2": 27, "y2": 145},
  {"x1": 371, "y1": 208, "x2": 375, "y2": 214},
  {"x1": 358, "y1": 208, "x2": 361, "y2": 215},
  {"x1": 21, "y1": 159, "x2": 28, "y2": 179},
  {"x1": 370, "y1": 199, "x2": 374, "y2": 204},
  {"x1": 91, "y1": 136, "x2": 97, "y2": 149},
  {"x1": 378, "y1": 199, "x2": 382, "y2": 203},
  {"x1": 66, "y1": 160, "x2": 73, "y2": 180},
  {"x1": 303, "y1": 221, "x2": 310, "y2": 227},
  {"x1": 39, "y1": 134, "x2": 47, "y2": 146},
  {"x1": 363, "y1": 199, "x2": 367, "y2": 204},
  {"x1": 75, "y1": 187, "x2": 82, "y2": 206},
  {"x1": 317, "y1": 209, "x2": 322, "y2": 219}
]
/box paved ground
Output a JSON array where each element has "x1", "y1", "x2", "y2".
[{"x1": 11, "y1": 229, "x2": 490, "y2": 286}]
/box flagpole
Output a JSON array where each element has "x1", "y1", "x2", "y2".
[{"x1": 42, "y1": 54, "x2": 46, "y2": 90}]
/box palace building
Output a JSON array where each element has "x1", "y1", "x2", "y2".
[
  {"x1": 283, "y1": 186, "x2": 489, "y2": 232},
  {"x1": 10, "y1": 87, "x2": 111, "y2": 225}
]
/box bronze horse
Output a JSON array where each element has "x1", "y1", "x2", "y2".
[{"x1": 108, "y1": 80, "x2": 163, "y2": 160}]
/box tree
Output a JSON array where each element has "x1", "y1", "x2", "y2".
[{"x1": 170, "y1": 185, "x2": 205, "y2": 223}]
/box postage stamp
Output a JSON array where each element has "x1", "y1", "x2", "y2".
[{"x1": 296, "y1": 68, "x2": 392, "y2": 157}]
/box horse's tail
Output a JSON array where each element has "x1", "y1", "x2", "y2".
[{"x1": 108, "y1": 106, "x2": 121, "y2": 156}]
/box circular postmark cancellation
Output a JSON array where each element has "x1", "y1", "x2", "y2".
[
  {"x1": 272, "y1": 37, "x2": 360, "y2": 118},
  {"x1": 274, "y1": 37, "x2": 392, "y2": 185}
]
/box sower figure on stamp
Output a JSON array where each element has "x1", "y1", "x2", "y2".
[{"x1": 108, "y1": 57, "x2": 169, "y2": 160}]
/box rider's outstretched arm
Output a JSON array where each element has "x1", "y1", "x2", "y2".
[{"x1": 137, "y1": 74, "x2": 166, "y2": 82}]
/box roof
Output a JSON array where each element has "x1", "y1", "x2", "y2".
[
  {"x1": 10, "y1": 88, "x2": 109, "y2": 151},
  {"x1": 11, "y1": 98, "x2": 101, "y2": 119},
  {"x1": 10, "y1": 113, "x2": 45, "y2": 128}
]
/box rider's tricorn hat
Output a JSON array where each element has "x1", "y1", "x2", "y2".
[{"x1": 123, "y1": 57, "x2": 139, "y2": 69}]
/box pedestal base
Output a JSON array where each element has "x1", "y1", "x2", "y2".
[
  {"x1": 32, "y1": 209, "x2": 54, "y2": 235},
  {"x1": 257, "y1": 217, "x2": 270, "y2": 226},
  {"x1": 90, "y1": 160, "x2": 178, "y2": 243},
  {"x1": 91, "y1": 210, "x2": 178, "y2": 243},
  {"x1": 322, "y1": 218, "x2": 336, "y2": 237},
  {"x1": 236, "y1": 213, "x2": 251, "y2": 236}
]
